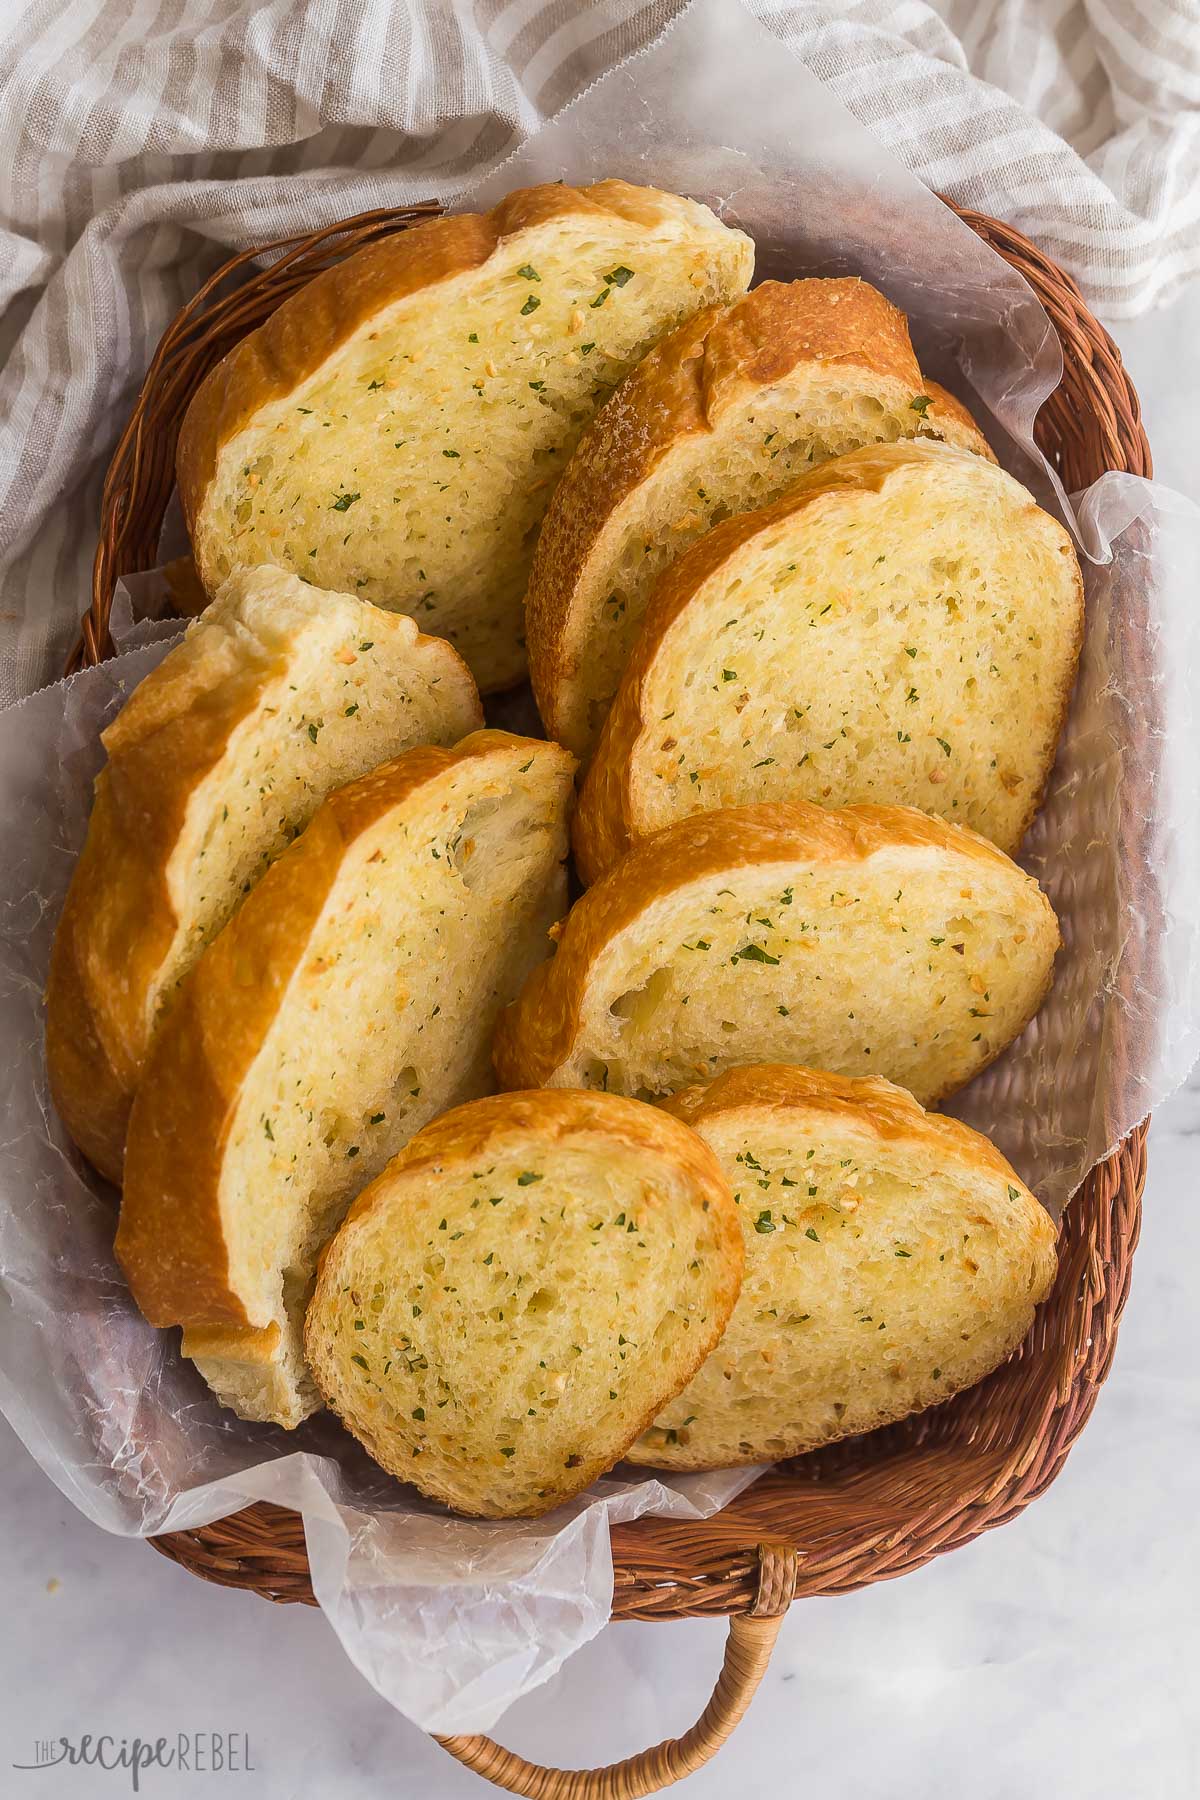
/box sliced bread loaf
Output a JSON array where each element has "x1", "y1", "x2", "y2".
[
  {"x1": 46, "y1": 565, "x2": 481, "y2": 1183},
  {"x1": 575, "y1": 441, "x2": 1083, "y2": 880},
  {"x1": 525, "y1": 278, "x2": 994, "y2": 757},
  {"x1": 494, "y1": 802, "x2": 1058, "y2": 1107},
  {"x1": 305, "y1": 1088, "x2": 742, "y2": 1517},
  {"x1": 178, "y1": 181, "x2": 753, "y2": 692},
  {"x1": 628, "y1": 1064, "x2": 1057, "y2": 1470},
  {"x1": 116, "y1": 731, "x2": 575, "y2": 1428}
]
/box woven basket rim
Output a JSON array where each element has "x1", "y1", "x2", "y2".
[{"x1": 78, "y1": 196, "x2": 1150, "y2": 1621}]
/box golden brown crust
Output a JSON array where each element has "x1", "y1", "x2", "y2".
[
  {"x1": 573, "y1": 441, "x2": 1083, "y2": 882},
  {"x1": 44, "y1": 598, "x2": 477, "y2": 1183},
  {"x1": 642, "y1": 1062, "x2": 1058, "y2": 1470},
  {"x1": 45, "y1": 630, "x2": 283, "y2": 1183},
  {"x1": 332, "y1": 1086, "x2": 735, "y2": 1239},
  {"x1": 307, "y1": 1087, "x2": 743, "y2": 1518},
  {"x1": 525, "y1": 277, "x2": 926, "y2": 742},
  {"x1": 116, "y1": 731, "x2": 570, "y2": 1336},
  {"x1": 44, "y1": 827, "x2": 134, "y2": 1187},
  {"x1": 660, "y1": 1063, "x2": 1040, "y2": 1194},
  {"x1": 633, "y1": 1314, "x2": 1048, "y2": 1472},
  {"x1": 920, "y1": 380, "x2": 996, "y2": 460},
  {"x1": 162, "y1": 554, "x2": 209, "y2": 618},
  {"x1": 494, "y1": 799, "x2": 1057, "y2": 1095},
  {"x1": 178, "y1": 180, "x2": 733, "y2": 558}
]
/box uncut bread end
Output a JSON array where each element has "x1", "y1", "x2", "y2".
[
  {"x1": 525, "y1": 278, "x2": 995, "y2": 759},
  {"x1": 626, "y1": 1065, "x2": 1057, "y2": 1469},
  {"x1": 305, "y1": 1089, "x2": 742, "y2": 1517},
  {"x1": 179, "y1": 180, "x2": 753, "y2": 693},
  {"x1": 574, "y1": 441, "x2": 1083, "y2": 880},
  {"x1": 494, "y1": 801, "x2": 1058, "y2": 1109},
  {"x1": 116, "y1": 731, "x2": 575, "y2": 1428},
  {"x1": 46, "y1": 565, "x2": 480, "y2": 1184}
]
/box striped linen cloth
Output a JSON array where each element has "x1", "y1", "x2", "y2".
[{"x1": 1, "y1": 0, "x2": 1196, "y2": 702}]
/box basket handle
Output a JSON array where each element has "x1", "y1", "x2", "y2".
[{"x1": 434, "y1": 1542, "x2": 797, "y2": 1799}]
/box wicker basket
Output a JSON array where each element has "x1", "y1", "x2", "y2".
[{"x1": 73, "y1": 200, "x2": 1151, "y2": 1799}]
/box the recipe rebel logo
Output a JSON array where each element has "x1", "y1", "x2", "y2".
[{"x1": 12, "y1": 1732, "x2": 256, "y2": 1790}]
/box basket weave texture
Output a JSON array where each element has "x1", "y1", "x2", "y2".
[{"x1": 79, "y1": 202, "x2": 1150, "y2": 1635}]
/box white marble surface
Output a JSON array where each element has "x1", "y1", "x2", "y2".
[{"x1": 3, "y1": 299, "x2": 1198, "y2": 1799}]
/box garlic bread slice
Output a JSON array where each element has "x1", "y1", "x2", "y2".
[
  {"x1": 179, "y1": 181, "x2": 753, "y2": 691},
  {"x1": 47, "y1": 565, "x2": 480, "y2": 1182},
  {"x1": 117, "y1": 731, "x2": 574, "y2": 1428},
  {"x1": 630, "y1": 1065, "x2": 1057, "y2": 1469},
  {"x1": 306, "y1": 1089, "x2": 742, "y2": 1517},
  {"x1": 575, "y1": 441, "x2": 1082, "y2": 879},
  {"x1": 495, "y1": 802, "x2": 1058, "y2": 1107}
]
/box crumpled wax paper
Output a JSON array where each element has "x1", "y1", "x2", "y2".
[{"x1": 2, "y1": 0, "x2": 1199, "y2": 1739}]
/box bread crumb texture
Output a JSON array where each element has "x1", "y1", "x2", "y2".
[
  {"x1": 495, "y1": 803, "x2": 1058, "y2": 1108},
  {"x1": 629, "y1": 1064, "x2": 1057, "y2": 1468},
  {"x1": 118, "y1": 734, "x2": 575, "y2": 1429},
  {"x1": 158, "y1": 571, "x2": 482, "y2": 1025},
  {"x1": 305, "y1": 1089, "x2": 742, "y2": 1516},
  {"x1": 187, "y1": 183, "x2": 752, "y2": 690},
  {"x1": 45, "y1": 564, "x2": 480, "y2": 1182},
  {"x1": 527, "y1": 278, "x2": 994, "y2": 756},
  {"x1": 575, "y1": 442, "x2": 1083, "y2": 876}
]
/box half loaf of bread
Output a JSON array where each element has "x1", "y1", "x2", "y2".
[
  {"x1": 305, "y1": 1088, "x2": 742, "y2": 1517},
  {"x1": 46, "y1": 565, "x2": 481, "y2": 1183},
  {"x1": 117, "y1": 731, "x2": 575, "y2": 1428},
  {"x1": 628, "y1": 1064, "x2": 1057, "y2": 1469},
  {"x1": 526, "y1": 278, "x2": 994, "y2": 757},
  {"x1": 178, "y1": 181, "x2": 753, "y2": 692},
  {"x1": 575, "y1": 441, "x2": 1083, "y2": 879},
  {"x1": 494, "y1": 802, "x2": 1058, "y2": 1107}
]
